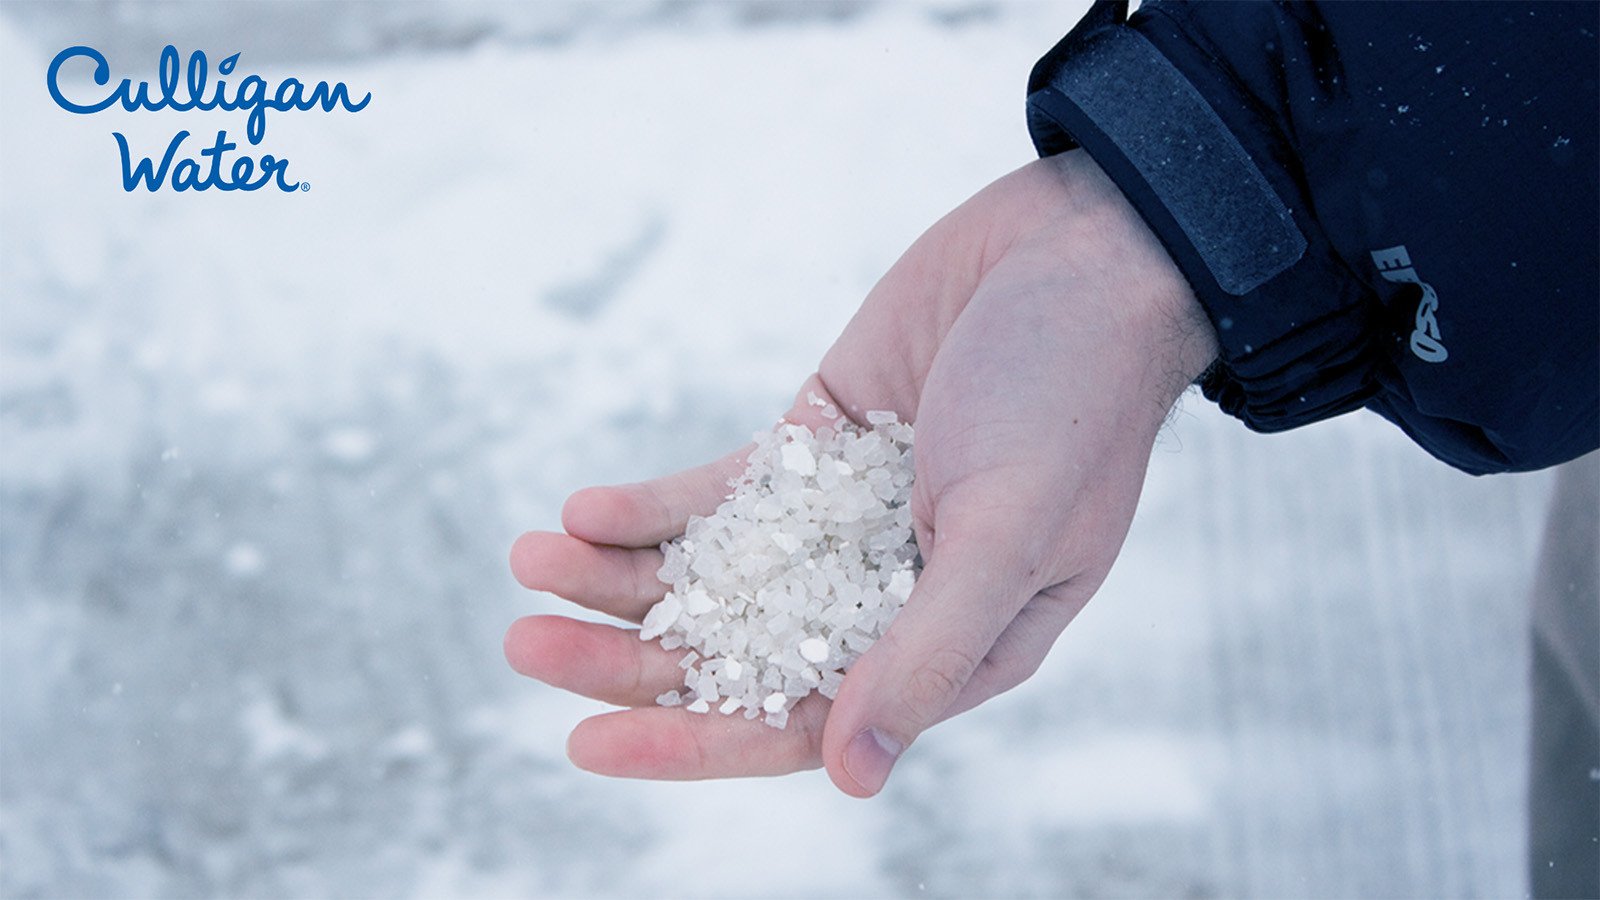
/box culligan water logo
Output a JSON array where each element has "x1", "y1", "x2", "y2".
[{"x1": 46, "y1": 45, "x2": 371, "y2": 193}]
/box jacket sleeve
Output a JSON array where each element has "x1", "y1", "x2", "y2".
[{"x1": 1026, "y1": 0, "x2": 1599, "y2": 475}]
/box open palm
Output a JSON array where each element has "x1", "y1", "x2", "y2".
[{"x1": 507, "y1": 150, "x2": 1218, "y2": 797}]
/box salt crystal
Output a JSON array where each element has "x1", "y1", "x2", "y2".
[
  {"x1": 885, "y1": 568, "x2": 915, "y2": 603},
  {"x1": 762, "y1": 616, "x2": 787, "y2": 639},
  {"x1": 771, "y1": 532, "x2": 803, "y2": 555},
  {"x1": 639, "y1": 592, "x2": 682, "y2": 641},
  {"x1": 695, "y1": 672, "x2": 718, "y2": 700},
  {"x1": 638, "y1": 416, "x2": 919, "y2": 728},
  {"x1": 798, "y1": 637, "x2": 829, "y2": 664},
  {"x1": 681, "y1": 588, "x2": 716, "y2": 616},
  {"x1": 843, "y1": 629, "x2": 874, "y2": 652},
  {"x1": 780, "y1": 442, "x2": 817, "y2": 476},
  {"x1": 779, "y1": 647, "x2": 807, "y2": 672},
  {"x1": 689, "y1": 554, "x2": 725, "y2": 580}
]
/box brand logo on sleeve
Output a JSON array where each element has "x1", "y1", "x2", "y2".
[
  {"x1": 46, "y1": 45, "x2": 370, "y2": 193},
  {"x1": 1370, "y1": 244, "x2": 1448, "y2": 363}
]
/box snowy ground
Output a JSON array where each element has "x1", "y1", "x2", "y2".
[{"x1": 0, "y1": 3, "x2": 1556, "y2": 897}]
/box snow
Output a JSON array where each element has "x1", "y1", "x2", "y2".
[
  {"x1": 224, "y1": 541, "x2": 266, "y2": 578},
  {"x1": 321, "y1": 427, "x2": 380, "y2": 465},
  {"x1": 0, "y1": 2, "x2": 1557, "y2": 898},
  {"x1": 240, "y1": 690, "x2": 331, "y2": 763}
]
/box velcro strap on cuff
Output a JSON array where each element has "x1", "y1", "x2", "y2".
[{"x1": 1026, "y1": 4, "x2": 1384, "y2": 432}]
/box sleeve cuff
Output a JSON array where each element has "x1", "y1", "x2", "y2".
[{"x1": 1026, "y1": 3, "x2": 1383, "y2": 432}]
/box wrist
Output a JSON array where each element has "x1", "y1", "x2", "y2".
[{"x1": 1027, "y1": 151, "x2": 1220, "y2": 407}]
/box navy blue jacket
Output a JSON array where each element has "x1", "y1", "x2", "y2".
[{"x1": 1027, "y1": 1, "x2": 1598, "y2": 474}]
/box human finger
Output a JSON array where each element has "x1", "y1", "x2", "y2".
[
  {"x1": 820, "y1": 529, "x2": 1036, "y2": 797},
  {"x1": 503, "y1": 615, "x2": 687, "y2": 707},
  {"x1": 560, "y1": 448, "x2": 752, "y2": 549},
  {"x1": 934, "y1": 583, "x2": 1089, "y2": 723},
  {"x1": 559, "y1": 376, "x2": 850, "y2": 548},
  {"x1": 566, "y1": 692, "x2": 828, "y2": 780},
  {"x1": 509, "y1": 531, "x2": 666, "y2": 622}
]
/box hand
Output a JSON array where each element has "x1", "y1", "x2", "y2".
[{"x1": 506, "y1": 150, "x2": 1219, "y2": 796}]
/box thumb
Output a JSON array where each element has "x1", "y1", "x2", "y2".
[{"x1": 821, "y1": 531, "x2": 1034, "y2": 797}]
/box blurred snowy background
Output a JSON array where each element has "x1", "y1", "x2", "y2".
[{"x1": 0, "y1": 2, "x2": 1557, "y2": 897}]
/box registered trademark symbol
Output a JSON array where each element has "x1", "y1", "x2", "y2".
[{"x1": 300, "y1": 182, "x2": 310, "y2": 192}]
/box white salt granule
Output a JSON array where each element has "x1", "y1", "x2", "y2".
[
  {"x1": 798, "y1": 637, "x2": 829, "y2": 664},
  {"x1": 771, "y1": 532, "x2": 803, "y2": 555},
  {"x1": 779, "y1": 441, "x2": 817, "y2": 477},
  {"x1": 680, "y1": 588, "x2": 717, "y2": 616},
  {"x1": 641, "y1": 413, "x2": 919, "y2": 728}
]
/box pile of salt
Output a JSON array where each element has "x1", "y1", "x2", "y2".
[{"x1": 640, "y1": 405, "x2": 918, "y2": 728}]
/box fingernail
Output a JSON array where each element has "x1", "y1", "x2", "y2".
[{"x1": 844, "y1": 728, "x2": 903, "y2": 795}]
